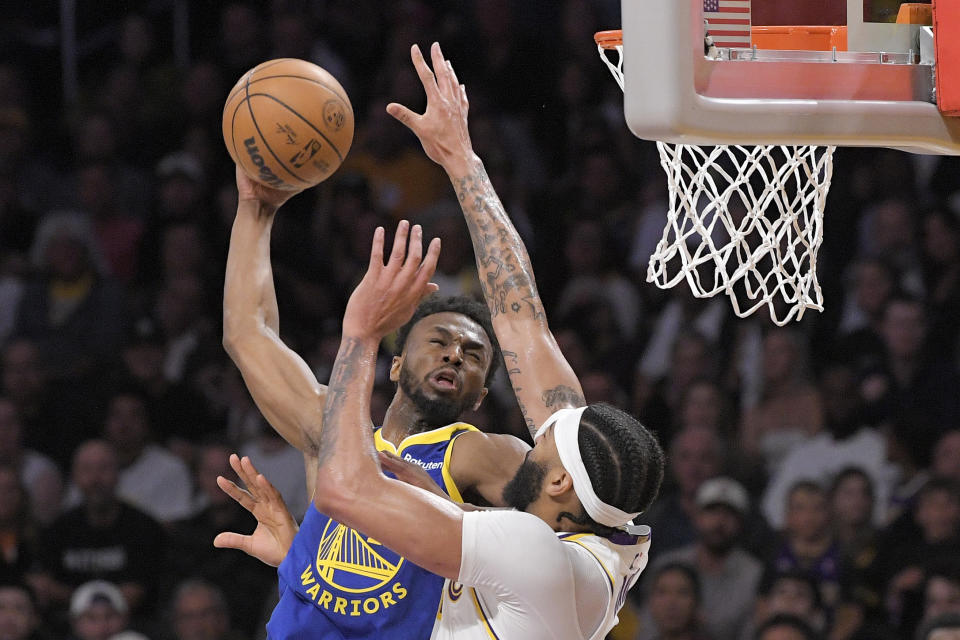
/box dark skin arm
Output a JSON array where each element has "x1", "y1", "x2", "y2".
[
  {"x1": 388, "y1": 43, "x2": 586, "y2": 440},
  {"x1": 222, "y1": 168, "x2": 326, "y2": 497},
  {"x1": 313, "y1": 222, "x2": 471, "y2": 580}
]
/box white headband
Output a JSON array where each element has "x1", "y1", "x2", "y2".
[{"x1": 535, "y1": 407, "x2": 641, "y2": 528}]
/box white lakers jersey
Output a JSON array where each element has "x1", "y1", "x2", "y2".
[{"x1": 430, "y1": 510, "x2": 651, "y2": 640}]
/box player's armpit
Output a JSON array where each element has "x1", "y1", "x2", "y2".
[{"x1": 448, "y1": 431, "x2": 528, "y2": 507}]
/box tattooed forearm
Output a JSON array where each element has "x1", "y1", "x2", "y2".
[
  {"x1": 454, "y1": 163, "x2": 544, "y2": 322},
  {"x1": 315, "y1": 337, "x2": 371, "y2": 470},
  {"x1": 542, "y1": 385, "x2": 586, "y2": 410},
  {"x1": 502, "y1": 350, "x2": 537, "y2": 435}
]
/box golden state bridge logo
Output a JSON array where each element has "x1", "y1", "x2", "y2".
[
  {"x1": 299, "y1": 521, "x2": 409, "y2": 616},
  {"x1": 316, "y1": 521, "x2": 403, "y2": 592}
]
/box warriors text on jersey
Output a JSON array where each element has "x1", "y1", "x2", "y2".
[
  {"x1": 268, "y1": 423, "x2": 478, "y2": 640},
  {"x1": 431, "y1": 510, "x2": 651, "y2": 640}
]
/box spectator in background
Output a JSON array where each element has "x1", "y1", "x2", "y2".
[
  {"x1": 828, "y1": 468, "x2": 884, "y2": 623},
  {"x1": 919, "y1": 208, "x2": 960, "y2": 357},
  {"x1": 915, "y1": 613, "x2": 960, "y2": 640},
  {"x1": 154, "y1": 273, "x2": 216, "y2": 386},
  {"x1": 882, "y1": 417, "x2": 935, "y2": 527},
  {"x1": 16, "y1": 211, "x2": 127, "y2": 384},
  {"x1": 646, "y1": 562, "x2": 714, "y2": 640},
  {"x1": 832, "y1": 257, "x2": 895, "y2": 371},
  {"x1": 165, "y1": 443, "x2": 273, "y2": 637},
  {"x1": 743, "y1": 571, "x2": 825, "y2": 640},
  {"x1": 882, "y1": 479, "x2": 960, "y2": 635},
  {"x1": 740, "y1": 328, "x2": 823, "y2": 474},
  {"x1": 856, "y1": 198, "x2": 923, "y2": 294},
  {"x1": 1, "y1": 337, "x2": 98, "y2": 470},
  {"x1": 169, "y1": 579, "x2": 241, "y2": 640},
  {"x1": 920, "y1": 564, "x2": 960, "y2": 630},
  {"x1": 860, "y1": 295, "x2": 960, "y2": 431},
  {"x1": 675, "y1": 379, "x2": 733, "y2": 438},
  {"x1": 932, "y1": 431, "x2": 960, "y2": 482},
  {"x1": 106, "y1": 317, "x2": 215, "y2": 457},
  {"x1": 753, "y1": 613, "x2": 822, "y2": 640},
  {"x1": 556, "y1": 218, "x2": 641, "y2": 344},
  {"x1": 641, "y1": 425, "x2": 725, "y2": 555},
  {"x1": 101, "y1": 390, "x2": 193, "y2": 523},
  {"x1": 641, "y1": 477, "x2": 763, "y2": 640},
  {"x1": 75, "y1": 162, "x2": 144, "y2": 284},
  {"x1": 0, "y1": 465, "x2": 37, "y2": 584},
  {"x1": 771, "y1": 481, "x2": 861, "y2": 636},
  {"x1": 28, "y1": 440, "x2": 163, "y2": 620},
  {"x1": 636, "y1": 331, "x2": 718, "y2": 444},
  {"x1": 0, "y1": 581, "x2": 41, "y2": 640},
  {"x1": 67, "y1": 581, "x2": 130, "y2": 640},
  {"x1": 761, "y1": 361, "x2": 890, "y2": 531},
  {"x1": 0, "y1": 398, "x2": 61, "y2": 525}
]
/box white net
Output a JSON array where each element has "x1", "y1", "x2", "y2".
[{"x1": 597, "y1": 36, "x2": 835, "y2": 325}]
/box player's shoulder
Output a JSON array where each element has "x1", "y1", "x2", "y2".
[
  {"x1": 449, "y1": 430, "x2": 529, "y2": 478},
  {"x1": 453, "y1": 429, "x2": 530, "y2": 456}
]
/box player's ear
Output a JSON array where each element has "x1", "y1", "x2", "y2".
[
  {"x1": 389, "y1": 355, "x2": 403, "y2": 382},
  {"x1": 471, "y1": 387, "x2": 488, "y2": 411},
  {"x1": 545, "y1": 466, "x2": 573, "y2": 497}
]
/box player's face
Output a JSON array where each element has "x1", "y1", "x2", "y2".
[{"x1": 394, "y1": 312, "x2": 491, "y2": 426}]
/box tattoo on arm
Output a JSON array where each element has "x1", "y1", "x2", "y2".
[
  {"x1": 454, "y1": 167, "x2": 544, "y2": 322},
  {"x1": 542, "y1": 385, "x2": 586, "y2": 410},
  {"x1": 501, "y1": 350, "x2": 537, "y2": 435},
  {"x1": 315, "y1": 337, "x2": 364, "y2": 469}
]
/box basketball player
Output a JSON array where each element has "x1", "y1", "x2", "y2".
[
  {"x1": 221, "y1": 42, "x2": 664, "y2": 638},
  {"x1": 223, "y1": 166, "x2": 527, "y2": 636}
]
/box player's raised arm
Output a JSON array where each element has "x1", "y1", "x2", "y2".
[
  {"x1": 311, "y1": 222, "x2": 469, "y2": 580},
  {"x1": 388, "y1": 43, "x2": 585, "y2": 437},
  {"x1": 222, "y1": 167, "x2": 327, "y2": 463}
]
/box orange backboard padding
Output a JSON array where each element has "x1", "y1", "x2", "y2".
[
  {"x1": 752, "y1": 26, "x2": 847, "y2": 52},
  {"x1": 896, "y1": 4, "x2": 933, "y2": 25},
  {"x1": 934, "y1": 0, "x2": 960, "y2": 115}
]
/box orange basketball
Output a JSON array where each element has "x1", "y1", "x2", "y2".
[{"x1": 222, "y1": 58, "x2": 354, "y2": 190}]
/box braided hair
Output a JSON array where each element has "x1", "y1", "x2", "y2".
[{"x1": 558, "y1": 402, "x2": 665, "y2": 536}]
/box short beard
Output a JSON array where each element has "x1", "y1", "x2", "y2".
[
  {"x1": 502, "y1": 454, "x2": 546, "y2": 511},
  {"x1": 399, "y1": 365, "x2": 474, "y2": 427},
  {"x1": 701, "y1": 534, "x2": 737, "y2": 556}
]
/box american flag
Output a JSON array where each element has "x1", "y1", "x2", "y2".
[{"x1": 703, "y1": 0, "x2": 752, "y2": 48}]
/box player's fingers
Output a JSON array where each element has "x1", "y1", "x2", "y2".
[
  {"x1": 387, "y1": 220, "x2": 410, "y2": 270},
  {"x1": 255, "y1": 472, "x2": 288, "y2": 508},
  {"x1": 402, "y1": 224, "x2": 424, "y2": 273},
  {"x1": 217, "y1": 476, "x2": 256, "y2": 512},
  {"x1": 368, "y1": 226, "x2": 385, "y2": 272},
  {"x1": 411, "y1": 44, "x2": 440, "y2": 101},
  {"x1": 460, "y1": 85, "x2": 469, "y2": 117},
  {"x1": 237, "y1": 456, "x2": 264, "y2": 498},
  {"x1": 385, "y1": 103, "x2": 420, "y2": 131},
  {"x1": 414, "y1": 238, "x2": 441, "y2": 291},
  {"x1": 213, "y1": 531, "x2": 250, "y2": 552},
  {"x1": 442, "y1": 61, "x2": 459, "y2": 100}
]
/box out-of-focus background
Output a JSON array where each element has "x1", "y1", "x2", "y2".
[{"x1": 1, "y1": 2, "x2": 959, "y2": 639}]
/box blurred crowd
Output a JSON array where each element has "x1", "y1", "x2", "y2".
[{"x1": 1, "y1": 1, "x2": 959, "y2": 640}]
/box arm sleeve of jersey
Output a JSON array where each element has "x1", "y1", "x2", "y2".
[{"x1": 458, "y1": 510, "x2": 574, "y2": 599}]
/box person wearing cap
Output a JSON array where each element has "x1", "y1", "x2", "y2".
[
  {"x1": 68, "y1": 580, "x2": 130, "y2": 640},
  {"x1": 638, "y1": 477, "x2": 763, "y2": 640}
]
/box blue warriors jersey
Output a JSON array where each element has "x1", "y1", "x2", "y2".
[{"x1": 268, "y1": 422, "x2": 479, "y2": 640}]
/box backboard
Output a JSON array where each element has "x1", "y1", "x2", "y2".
[{"x1": 619, "y1": 0, "x2": 960, "y2": 154}]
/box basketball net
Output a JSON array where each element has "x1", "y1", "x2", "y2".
[{"x1": 595, "y1": 31, "x2": 835, "y2": 325}]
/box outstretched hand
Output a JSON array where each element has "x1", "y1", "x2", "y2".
[
  {"x1": 235, "y1": 165, "x2": 303, "y2": 210},
  {"x1": 342, "y1": 220, "x2": 441, "y2": 340},
  {"x1": 386, "y1": 42, "x2": 475, "y2": 173},
  {"x1": 213, "y1": 454, "x2": 298, "y2": 568}
]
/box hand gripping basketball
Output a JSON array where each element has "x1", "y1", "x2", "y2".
[
  {"x1": 386, "y1": 43, "x2": 475, "y2": 173},
  {"x1": 342, "y1": 221, "x2": 441, "y2": 340}
]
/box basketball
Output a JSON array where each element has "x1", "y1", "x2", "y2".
[{"x1": 222, "y1": 58, "x2": 354, "y2": 190}]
